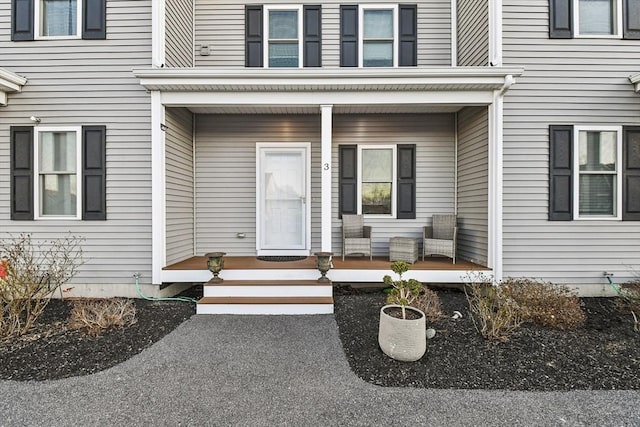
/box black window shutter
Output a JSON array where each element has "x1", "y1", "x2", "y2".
[
  {"x1": 340, "y1": 5, "x2": 358, "y2": 67},
  {"x1": 303, "y1": 6, "x2": 322, "y2": 67},
  {"x1": 11, "y1": 0, "x2": 34, "y2": 41},
  {"x1": 83, "y1": 0, "x2": 106, "y2": 39},
  {"x1": 623, "y1": 126, "x2": 640, "y2": 221},
  {"x1": 549, "y1": 125, "x2": 573, "y2": 221},
  {"x1": 399, "y1": 5, "x2": 417, "y2": 67},
  {"x1": 624, "y1": 0, "x2": 640, "y2": 39},
  {"x1": 339, "y1": 145, "x2": 357, "y2": 218},
  {"x1": 549, "y1": 0, "x2": 573, "y2": 39},
  {"x1": 10, "y1": 126, "x2": 34, "y2": 220},
  {"x1": 246, "y1": 5, "x2": 263, "y2": 67},
  {"x1": 397, "y1": 144, "x2": 416, "y2": 219},
  {"x1": 82, "y1": 126, "x2": 107, "y2": 220}
]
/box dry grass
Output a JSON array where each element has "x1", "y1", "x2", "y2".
[
  {"x1": 68, "y1": 298, "x2": 137, "y2": 336},
  {"x1": 412, "y1": 286, "x2": 444, "y2": 322},
  {"x1": 501, "y1": 278, "x2": 585, "y2": 330},
  {"x1": 464, "y1": 283, "x2": 525, "y2": 341},
  {"x1": 618, "y1": 280, "x2": 640, "y2": 331}
]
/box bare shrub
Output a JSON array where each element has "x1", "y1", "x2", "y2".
[
  {"x1": 502, "y1": 278, "x2": 585, "y2": 330},
  {"x1": 68, "y1": 298, "x2": 137, "y2": 336},
  {"x1": 464, "y1": 282, "x2": 525, "y2": 341},
  {"x1": 412, "y1": 286, "x2": 444, "y2": 322},
  {"x1": 0, "y1": 233, "x2": 84, "y2": 341},
  {"x1": 617, "y1": 280, "x2": 640, "y2": 331}
]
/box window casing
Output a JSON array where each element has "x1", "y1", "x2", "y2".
[
  {"x1": 264, "y1": 5, "x2": 303, "y2": 68},
  {"x1": 359, "y1": 5, "x2": 398, "y2": 67},
  {"x1": 35, "y1": 127, "x2": 82, "y2": 219},
  {"x1": 574, "y1": 0, "x2": 623, "y2": 37},
  {"x1": 573, "y1": 126, "x2": 623, "y2": 219},
  {"x1": 357, "y1": 145, "x2": 397, "y2": 217},
  {"x1": 35, "y1": 0, "x2": 81, "y2": 39}
]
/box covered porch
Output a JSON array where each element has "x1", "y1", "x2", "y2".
[{"x1": 134, "y1": 67, "x2": 523, "y2": 286}]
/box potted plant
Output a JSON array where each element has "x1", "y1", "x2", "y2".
[{"x1": 378, "y1": 261, "x2": 427, "y2": 362}]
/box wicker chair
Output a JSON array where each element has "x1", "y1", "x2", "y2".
[
  {"x1": 342, "y1": 214, "x2": 372, "y2": 261},
  {"x1": 423, "y1": 214, "x2": 457, "y2": 263}
]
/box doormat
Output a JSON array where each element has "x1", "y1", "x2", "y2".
[{"x1": 256, "y1": 256, "x2": 308, "y2": 262}]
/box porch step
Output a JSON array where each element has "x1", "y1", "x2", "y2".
[
  {"x1": 196, "y1": 296, "x2": 334, "y2": 315},
  {"x1": 203, "y1": 279, "x2": 332, "y2": 298}
]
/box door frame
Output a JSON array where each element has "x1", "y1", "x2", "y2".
[{"x1": 255, "y1": 142, "x2": 312, "y2": 256}]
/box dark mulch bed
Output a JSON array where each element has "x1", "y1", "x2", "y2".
[
  {"x1": 334, "y1": 286, "x2": 640, "y2": 391},
  {"x1": 0, "y1": 298, "x2": 195, "y2": 381}
]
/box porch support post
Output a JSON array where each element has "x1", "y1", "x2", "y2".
[
  {"x1": 488, "y1": 91, "x2": 504, "y2": 282},
  {"x1": 320, "y1": 104, "x2": 333, "y2": 252},
  {"x1": 151, "y1": 91, "x2": 166, "y2": 285}
]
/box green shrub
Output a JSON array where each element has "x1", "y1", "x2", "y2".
[{"x1": 383, "y1": 261, "x2": 423, "y2": 320}]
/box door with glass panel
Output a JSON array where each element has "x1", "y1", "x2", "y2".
[{"x1": 257, "y1": 144, "x2": 309, "y2": 253}]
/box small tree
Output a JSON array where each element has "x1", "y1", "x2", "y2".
[
  {"x1": 383, "y1": 261, "x2": 423, "y2": 319},
  {"x1": 0, "y1": 233, "x2": 84, "y2": 340}
]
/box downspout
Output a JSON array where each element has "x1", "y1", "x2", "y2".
[
  {"x1": 192, "y1": 113, "x2": 197, "y2": 257},
  {"x1": 454, "y1": 112, "x2": 458, "y2": 215},
  {"x1": 451, "y1": 0, "x2": 457, "y2": 67}
]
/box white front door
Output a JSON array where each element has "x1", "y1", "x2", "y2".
[{"x1": 257, "y1": 144, "x2": 310, "y2": 255}]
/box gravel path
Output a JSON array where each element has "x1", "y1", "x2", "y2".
[{"x1": 1, "y1": 315, "x2": 639, "y2": 426}]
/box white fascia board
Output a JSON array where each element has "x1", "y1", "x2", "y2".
[
  {"x1": 133, "y1": 67, "x2": 524, "y2": 91},
  {"x1": 630, "y1": 73, "x2": 640, "y2": 92},
  {"x1": 161, "y1": 90, "x2": 496, "y2": 107},
  {"x1": 0, "y1": 67, "x2": 27, "y2": 94}
]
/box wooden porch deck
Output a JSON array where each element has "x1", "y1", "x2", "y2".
[{"x1": 164, "y1": 256, "x2": 488, "y2": 271}]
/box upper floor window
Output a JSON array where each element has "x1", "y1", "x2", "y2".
[
  {"x1": 266, "y1": 6, "x2": 303, "y2": 67},
  {"x1": 245, "y1": 5, "x2": 321, "y2": 68},
  {"x1": 37, "y1": 0, "x2": 81, "y2": 38},
  {"x1": 340, "y1": 4, "x2": 416, "y2": 68},
  {"x1": 11, "y1": 0, "x2": 107, "y2": 41},
  {"x1": 549, "y1": 0, "x2": 640, "y2": 39}
]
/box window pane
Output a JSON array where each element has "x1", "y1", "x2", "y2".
[
  {"x1": 362, "y1": 149, "x2": 392, "y2": 181},
  {"x1": 363, "y1": 42, "x2": 393, "y2": 67},
  {"x1": 42, "y1": 0, "x2": 77, "y2": 36},
  {"x1": 363, "y1": 10, "x2": 393, "y2": 38},
  {"x1": 579, "y1": 174, "x2": 615, "y2": 216},
  {"x1": 39, "y1": 131, "x2": 77, "y2": 173},
  {"x1": 362, "y1": 183, "x2": 391, "y2": 215},
  {"x1": 579, "y1": 130, "x2": 617, "y2": 171},
  {"x1": 579, "y1": 0, "x2": 614, "y2": 35},
  {"x1": 269, "y1": 43, "x2": 299, "y2": 67},
  {"x1": 40, "y1": 174, "x2": 77, "y2": 216},
  {"x1": 269, "y1": 10, "x2": 298, "y2": 39}
]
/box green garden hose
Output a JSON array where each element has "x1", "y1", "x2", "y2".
[{"x1": 134, "y1": 273, "x2": 198, "y2": 304}]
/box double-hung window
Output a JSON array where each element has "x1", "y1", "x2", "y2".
[
  {"x1": 35, "y1": 127, "x2": 82, "y2": 218},
  {"x1": 358, "y1": 146, "x2": 397, "y2": 216},
  {"x1": 576, "y1": 0, "x2": 621, "y2": 36},
  {"x1": 360, "y1": 5, "x2": 398, "y2": 67},
  {"x1": 574, "y1": 126, "x2": 622, "y2": 219},
  {"x1": 265, "y1": 6, "x2": 303, "y2": 67},
  {"x1": 36, "y1": 0, "x2": 81, "y2": 38},
  {"x1": 550, "y1": 0, "x2": 640, "y2": 39}
]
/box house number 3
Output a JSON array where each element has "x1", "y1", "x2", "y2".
[{"x1": 323, "y1": 163, "x2": 330, "y2": 170}]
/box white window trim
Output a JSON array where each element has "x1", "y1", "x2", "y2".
[
  {"x1": 34, "y1": 0, "x2": 82, "y2": 40},
  {"x1": 573, "y1": 0, "x2": 624, "y2": 39},
  {"x1": 357, "y1": 144, "x2": 397, "y2": 218},
  {"x1": 263, "y1": 5, "x2": 304, "y2": 69},
  {"x1": 34, "y1": 126, "x2": 82, "y2": 220},
  {"x1": 573, "y1": 125, "x2": 623, "y2": 220},
  {"x1": 358, "y1": 4, "x2": 399, "y2": 68}
]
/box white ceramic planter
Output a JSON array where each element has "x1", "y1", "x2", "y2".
[{"x1": 378, "y1": 304, "x2": 427, "y2": 362}]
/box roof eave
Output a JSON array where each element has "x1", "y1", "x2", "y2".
[
  {"x1": 0, "y1": 68, "x2": 28, "y2": 106},
  {"x1": 630, "y1": 73, "x2": 640, "y2": 92}
]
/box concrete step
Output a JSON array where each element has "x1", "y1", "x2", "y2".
[
  {"x1": 203, "y1": 280, "x2": 332, "y2": 298},
  {"x1": 196, "y1": 296, "x2": 334, "y2": 315}
]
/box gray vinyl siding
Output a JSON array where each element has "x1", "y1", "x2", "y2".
[
  {"x1": 194, "y1": 0, "x2": 451, "y2": 68},
  {"x1": 456, "y1": 0, "x2": 488, "y2": 66},
  {"x1": 166, "y1": 108, "x2": 195, "y2": 265},
  {"x1": 331, "y1": 114, "x2": 456, "y2": 256},
  {"x1": 502, "y1": 0, "x2": 640, "y2": 285},
  {"x1": 194, "y1": 115, "x2": 322, "y2": 255},
  {"x1": 0, "y1": 1, "x2": 153, "y2": 285},
  {"x1": 456, "y1": 106, "x2": 488, "y2": 265},
  {"x1": 166, "y1": 0, "x2": 195, "y2": 67}
]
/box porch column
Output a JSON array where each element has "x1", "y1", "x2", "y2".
[
  {"x1": 320, "y1": 104, "x2": 333, "y2": 252},
  {"x1": 151, "y1": 91, "x2": 166, "y2": 284},
  {"x1": 488, "y1": 92, "x2": 504, "y2": 282}
]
